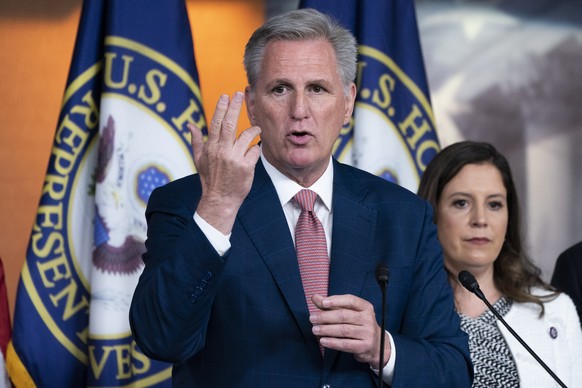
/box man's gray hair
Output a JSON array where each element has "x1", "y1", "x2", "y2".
[{"x1": 243, "y1": 8, "x2": 357, "y2": 94}]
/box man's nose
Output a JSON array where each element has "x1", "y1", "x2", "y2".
[{"x1": 290, "y1": 91, "x2": 309, "y2": 120}]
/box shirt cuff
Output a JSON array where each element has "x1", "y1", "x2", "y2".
[
  {"x1": 193, "y1": 212, "x2": 231, "y2": 256},
  {"x1": 370, "y1": 331, "x2": 396, "y2": 385}
]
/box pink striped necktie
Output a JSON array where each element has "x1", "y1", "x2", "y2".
[{"x1": 294, "y1": 189, "x2": 330, "y2": 317}]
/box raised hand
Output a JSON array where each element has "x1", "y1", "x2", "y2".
[{"x1": 188, "y1": 92, "x2": 261, "y2": 235}]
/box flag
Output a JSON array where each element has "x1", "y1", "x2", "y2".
[
  {"x1": 6, "y1": 0, "x2": 206, "y2": 386},
  {"x1": 0, "y1": 258, "x2": 10, "y2": 358},
  {"x1": 0, "y1": 257, "x2": 10, "y2": 388},
  {"x1": 299, "y1": 0, "x2": 439, "y2": 192}
]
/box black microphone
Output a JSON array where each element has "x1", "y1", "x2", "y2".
[
  {"x1": 375, "y1": 263, "x2": 390, "y2": 388},
  {"x1": 376, "y1": 264, "x2": 389, "y2": 292},
  {"x1": 458, "y1": 270, "x2": 567, "y2": 388}
]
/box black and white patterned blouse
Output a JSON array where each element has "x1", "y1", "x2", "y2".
[{"x1": 459, "y1": 296, "x2": 520, "y2": 387}]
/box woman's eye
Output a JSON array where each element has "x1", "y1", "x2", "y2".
[
  {"x1": 489, "y1": 201, "x2": 504, "y2": 210},
  {"x1": 453, "y1": 199, "x2": 467, "y2": 208}
]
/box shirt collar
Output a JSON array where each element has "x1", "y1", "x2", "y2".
[{"x1": 261, "y1": 151, "x2": 333, "y2": 212}]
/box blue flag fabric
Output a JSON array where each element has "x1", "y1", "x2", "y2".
[
  {"x1": 300, "y1": 0, "x2": 439, "y2": 192},
  {"x1": 6, "y1": 0, "x2": 205, "y2": 386}
]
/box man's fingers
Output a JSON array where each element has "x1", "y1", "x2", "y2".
[
  {"x1": 207, "y1": 94, "x2": 230, "y2": 143},
  {"x1": 311, "y1": 307, "x2": 359, "y2": 325},
  {"x1": 311, "y1": 294, "x2": 326, "y2": 309},
  {"x1": 314, "y1": 294, "x2": 370, "y2": 312},
  {"x1": 189, "y1": 115, "x2": 259, "y2": 174},
  {"x1": 245, "y1": 144, "x2": 261, "y2": 166},
  {"x1": 219, "y1": 92, "x2": 244, "y2": 143},
  {"x1": 188, "y1": 122, "x2": 205, "y2": 162},
  {"x1": 206, "y1": 92, "x2": 244, "y2": 145},
  {"x1": 235, "y1": 126, "x2": 261, "y2": 155},
  {"x1": 313, "y1": 321, "x2": 364, "y2": 339},
  {"x1": 193, "y1": 92, "x2": 255, "y2": 161}
]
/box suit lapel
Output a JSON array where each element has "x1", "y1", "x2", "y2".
[
  {"x1": 328, "y1": 160, "x2": 377, "y2": 298},
  {"x1": 237, "y1": 160, "x2": 321, "y2": 354},
  {"x1": 324, "y1": 160, "x2": 378, "y2": 372}
]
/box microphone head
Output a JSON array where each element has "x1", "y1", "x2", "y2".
[
  {"x1": 375, "y1": 263, "x2": 390, "y2": 285},
  {"x1": 458, "y1": 270, "x2": 479, "y2": 293}
]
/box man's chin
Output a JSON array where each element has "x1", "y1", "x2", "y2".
[{"x1": 286, "y1": 152, "x2": 318, "y2": 170}]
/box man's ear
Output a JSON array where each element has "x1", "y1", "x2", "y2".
[{"x1": 245, "y1": 86, "x2": 256, "y2": 126}]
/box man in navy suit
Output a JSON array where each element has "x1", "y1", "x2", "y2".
[
  {"x1": 130, "y1": 8, "x2": 472, "y2": 387},
  {"x1": 552, "y1": 241, "x2": 582, "y2": 327}
]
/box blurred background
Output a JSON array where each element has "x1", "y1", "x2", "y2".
[{"x1": 1, "y1": 0, "x2": 581, "y2": 321}]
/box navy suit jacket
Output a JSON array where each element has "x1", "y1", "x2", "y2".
[
  {"x1": 552, "y1": 241, "x2": 582, "y2": 326},
  {"x1": 130, "y1": 159, "x2": 472, "y2": 387}
]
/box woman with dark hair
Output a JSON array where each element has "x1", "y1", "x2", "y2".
[{"x1": 418, "y1": 141, "x2": 582, "y2": 387}]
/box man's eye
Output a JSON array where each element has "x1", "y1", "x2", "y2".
[
  {"x1": 273, "y1": 86, "x2": 286, "y2": 94},
  {"x1": 311, "y1": 85, "x2": 324, "y2": 93}
]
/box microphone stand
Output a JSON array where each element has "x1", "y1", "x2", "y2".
[
  {"x1": 458, "y1": 271, "x2": 567, "y2": 388},
  {"x1": 375, "y1": 264, "x2": 390, "y2": 388},
  {"x1": 378, "y1": 283, "x2": 386, "y2": 388}
]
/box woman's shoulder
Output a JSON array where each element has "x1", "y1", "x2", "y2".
[
  {"x1": 544, "y1": 290, "x2": 576, "y2": 310},
  {"x1": 507, "y1": 287, "x2": 570, "y2": 314},
  {"x1": 527, "y1": 287, "x2": 577, "y2": 314},
  {"x1": 529, "y1": 286, "x2": 564, "y2": 299}
]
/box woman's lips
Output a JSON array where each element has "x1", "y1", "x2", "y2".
[{"x1": 467, "y1": 237, "x2": 490, "y2": 245}]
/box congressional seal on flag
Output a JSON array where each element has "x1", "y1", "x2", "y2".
[
  {"x1": 87, "y1": 35, "x2": 204, "y2": 386},
  {"x1": 7, "y1": 1, "x2": 205, "y2": 386},
  {"x1": 350, "y1": 45, "x2": 438, "y2": 191}
]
